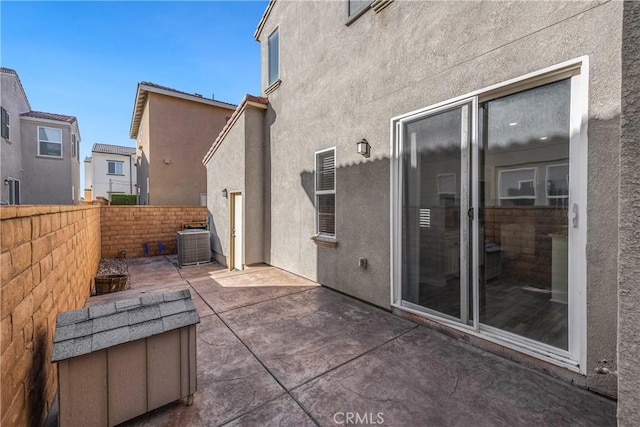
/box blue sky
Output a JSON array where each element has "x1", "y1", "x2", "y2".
[{"x1": 1, "y1": 0, "x2": 268, "y2": 190}]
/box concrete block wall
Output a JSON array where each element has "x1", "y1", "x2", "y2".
[
  {"x1": 0, "y1": 205, "x2": 101, "y2": 427},
  {"x1": 100, "y1": 206, "x2": 208, "y2": 258}
]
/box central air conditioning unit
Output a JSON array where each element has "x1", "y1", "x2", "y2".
[{"x1": 177, "y1": 229, "x2": 211, "y2": 267}]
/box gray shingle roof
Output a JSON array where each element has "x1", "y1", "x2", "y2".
[
  {"x1": 20, "y1": 110, "x2": 77, "y2": 124},
  {"x1": 51, "y1": 289, "x2": 200, "y2": 362},
  {"x1": 92, "y1": 143, "x2": 136, "y2": 156}
]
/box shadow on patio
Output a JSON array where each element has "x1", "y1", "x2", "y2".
[{"x1": 83, "y1": 256, "x2": 614, "y2": 426}]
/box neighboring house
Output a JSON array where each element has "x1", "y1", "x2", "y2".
[
  {"x1": 1, "y1": 67, "x2": 81, "y2": 205},
  {"x1": 84, "y1": 143, "x2": 137, "y2": 202},
  {"x1": 129, "y1": 82, "x2": 236, "y2": 205},
  {"x1": 204, "y1": 1, "x2": 640, "y2": 423}
]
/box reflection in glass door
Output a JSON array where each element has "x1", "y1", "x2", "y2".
[
  {"x1": 478, "y1": 79, "x2": 571, "y2": 350},
  {"x1": 399, "y1": 79, "x2": 575, "y2": 355},
  {"x1": 401, "y1": 101, "x2": 472, "y2": 323}
]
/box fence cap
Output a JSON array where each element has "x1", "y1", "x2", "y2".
[{"x1": 51, "y1": 289, "x2": 200, "y2": 362}]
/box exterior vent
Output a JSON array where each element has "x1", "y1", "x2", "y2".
[{"x1": 177, "y1": 229, "x2": 211, "y2": 266}]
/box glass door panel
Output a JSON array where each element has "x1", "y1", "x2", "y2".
[
  {"x1": 479, "y1": 79, "x2": 571, "y2": 350},
  {"x1": 401, "y1": 102, "x2": 471, "y2": 322}
]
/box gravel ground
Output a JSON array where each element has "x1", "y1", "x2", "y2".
[{"x1": 96, "y1": 257, "x2": 128, "y2": 277}]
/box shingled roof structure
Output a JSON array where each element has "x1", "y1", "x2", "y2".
[
  {"x1": 92, "y1": 143, "x2": 136, "y2": 156},
  {"x1": 52, "y1": 289, "x2": 200, "y2": 362},
  {"x1": 20, "y1": 110, "x2": 77, "y2": 124}
]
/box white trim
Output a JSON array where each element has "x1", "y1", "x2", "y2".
[
  {"x1": 314, "y1": 147, "x2": 336, "y2": 237},
  {"x1": 6, "y1": 177, "x2": 20, "y2": 205},
  {"x1": 267, "y1": 27, "x2": 280, "y2": 86},
  {"x1": 497, "y1": 167, "x2": 537, "y2": 200},
  {"x1": 391, "y1": 56, "x2": 587, "y2": 123},
  {"x1": 37, "y1": 126, "x2": 63, "y2": 158}
]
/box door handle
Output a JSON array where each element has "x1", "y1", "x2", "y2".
[
  {"x1": 572, "y1": 203, "x2": 579, "y2": 228},
  {"x1": 467, "y1": 207, "x2": 474, "y2": 220}
]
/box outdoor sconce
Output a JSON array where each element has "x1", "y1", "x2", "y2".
[
  {"x1": 222, "y1": 188, "x2": 228, "y2": 198},
  {"x1": 3, "y1": 180, "x2": 8, "y2": 185},
  {"x1": 356, "y1": 138, "x2": 370, "y2": 158}
]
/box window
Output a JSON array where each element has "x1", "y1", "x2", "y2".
[
  {"x1": 547, "y1": 164, "x2": 569, "y2": 205},
  {"x1": 268, "y1": 28, "x2": 279, "y2": 86},
  {"x1": 347, "y1": 0, "x2": 372, "y2": 22},
  {"x1": 71, "y1": 134, "x2": 76, "y2": 157},
  {"x1": 108, "y1": 161, "x2": 124, "y2": 175},
  {"x1": 38, "y1": 126, "x2": 62, "y2": 157},
  {"x1": 315, "y1": 148, "x2": 336, "y2": 236},
  {"x1": 1, "y1": 107, "x2": 9, "y2": 139},
  {"x1": 6, "y1": 178, "x2": 20, "y2": 205},
  {"x1": 498, "y1": 167, "x2": 537, "y2": 206}
]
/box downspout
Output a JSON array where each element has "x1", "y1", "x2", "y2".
[{"x1": 129, "y1": 154, "x2": 133, "y2": 194}]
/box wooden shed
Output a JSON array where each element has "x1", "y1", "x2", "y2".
[{"x1": 51, "y1": 289, "x2": 200, "y2": 426}]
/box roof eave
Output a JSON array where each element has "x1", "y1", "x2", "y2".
[
  {"x1": 203, "y1": 95, "x2": 268, "y2": 165},
  {"x1": 129, "y1": 83, "x2": 147, "y2": 139},
  {"x1": 254, "y1": 0, "x2": 276, "y2": 41}
]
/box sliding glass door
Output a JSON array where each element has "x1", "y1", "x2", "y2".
[
  {"x1": 394, "y1": 68, "x2": 585, "y2": 364},
  {"x1": 401, "y1": 100, "x2": 473, "y2": 324}
]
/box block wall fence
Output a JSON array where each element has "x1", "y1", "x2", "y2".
[
  {"x1": 1, "y1": 204, "x2": 207, "y2": 426},
  {"x1": 100, "y1": 206, "x2": 208, "y2": 258},
  {"x1": 1, "y1": 205, "x2": 101, "y2": 426}
]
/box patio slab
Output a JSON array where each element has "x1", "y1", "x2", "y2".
[
  {"x1": 292, "y1": 326, "x2": 616, "y2": 426},
  {"x1": 73, "y1": 257, "x2": 615, "y2": 426},
  {"x1": 220, "y1": 287, "x2": 416, "y2": 390},
  {"x1": 121, "y1": 315, "x2": 285, "y2": 426},
  {"x1": 190, "y1": 272, "x2": 318, "y2": 314}
]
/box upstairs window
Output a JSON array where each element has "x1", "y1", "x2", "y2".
[
  {"x1": 268, "y1": 28, "x2": 279, "y2": 86},
  {"x1": 1, "y1": 107, "x2": 9, "y2": 139},
  {"x1": 71, "y1": 133, "x2": 76, "y2": 157},
  {"x1": 38, "y1": 126, "x2": 62, "y2": 157},
  {"x1": 347, "y1": 0, "x2": 372, "y2": 23},
  {"x1": 108, "y1": 161, "x2": 124, "y2": 175},
  {"x1": 315, "y1": 148, "x2": 336, "y2": 237}
]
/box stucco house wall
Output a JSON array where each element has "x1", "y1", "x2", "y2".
[
  {"x1": 205, "y1": 100, "x2": 266, "y2": 267},
  {"x1": 1, "y1": 68, "x2": 80, "y2": 206},
  {"x1": 618, "y1": 2, "x2": 640, "y2": 424},
  {"x1": 131, "y1": 84, "x2": 237, "y2": 206},
  {"x1": 1, "y1": 70, "x2": 29, "y2": 204},
  {"x1": 20, "y1": 119, "x2": 80, "y2": 205},
  {"x1": 256, "y1": 0, "x2": 622, "y2": 397},
  {"x1": 91, "y1": 151, "x2": 137, "y2": 200}
]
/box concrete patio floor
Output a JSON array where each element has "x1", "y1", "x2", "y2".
[{"x1": 85, "y1": 256, "x2": 615, "y2": 426}]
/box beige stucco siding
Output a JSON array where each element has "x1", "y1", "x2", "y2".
[{"x1": 147, "y1": 93, "x2": 231, "y2": 206}]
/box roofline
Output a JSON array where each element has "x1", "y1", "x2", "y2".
[
  {"x1": 1, "y1": 68, "x2": 32, "y2": 111},
  {"x1": 203, "y1": 95, "x2": 268, "y2": 165},
  {"x1": 254, "y1": 0, "x2": 276, "y2": 41},
  {"x1": 129, "y1": 82, "x2": 238, "y2": 138},
  {"x1": 20, "y1": 115, "x2": 75, "y2": 127}
]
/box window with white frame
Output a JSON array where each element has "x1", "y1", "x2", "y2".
[
  {"x1": 347, "y1": 0, "x2": 372, "y2": 22},
  {"x1": 498, "y1": 167, "x2": 537, "y2": 206},
  {"x1": 6, "y1": 178, "x2": 20, "y2": 205},
  {"x1": 108, "y1": 161, "x2": 124, "y2": 175},
  {"x1": 71, "y1": 134, "x2": 76, "y2": 157},
  {"x1": 1, "y1": 107, "x2": 10, "y2": 139},
  {"x1": 38, "y1": 127, "x2": 62, "y2": 157},
  {"x1": 268, "y1": 28, "x2": 279, "y2": 86},
  {"x1": 315, "y1": 148, "x2": 336, "y2": 236}
]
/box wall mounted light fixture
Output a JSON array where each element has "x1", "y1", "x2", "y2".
[
  {"x1": 356, "y1": 138, "x2": 370, "y2": 158},
  {"x1": 222, "y1": 188, "x2": 228, "y2": 198}
]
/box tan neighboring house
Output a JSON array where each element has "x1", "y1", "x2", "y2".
[{"x1": 129, "y1": 82, "x2": 237, "y2": 205}]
